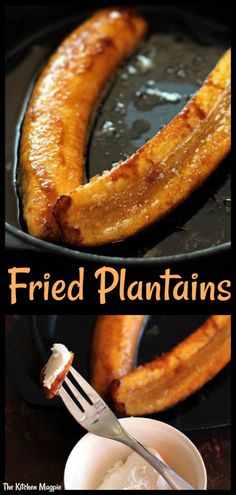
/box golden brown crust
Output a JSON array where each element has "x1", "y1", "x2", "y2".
[
  {"x1": 110, "y1": 315, "x2": 231, "y2": 415},
  {"x1": 41, "y1": 352, "x2": 74, "y2": 399},
  {"x1": 19, "y1": 8, "x2": 147, "y2": 241},
  {"x1": 90, "y1": 315, "x2": 147, "y2": 399},
  {"x1": 55, "y1": 49, "x2": 231, "y2": 246}
]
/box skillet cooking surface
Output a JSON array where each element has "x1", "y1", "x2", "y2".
[
  {"x1": 5, "y1": 6, "x2": 231, "y2": 259},
  {"x1": 6, "y1": 314, "x2": 230, "y2": 431}
]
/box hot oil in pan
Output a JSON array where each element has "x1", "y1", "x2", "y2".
[{"x1": 6, "y1": 9, "x2": 230, "y2": 258}]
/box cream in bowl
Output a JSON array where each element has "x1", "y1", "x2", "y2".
[
  {"x1": 64, "y1": 417, "x2": 207, "y2": 490},
  {"x1": 97, "y1": 447, "x2": 170, "y2": 490}
]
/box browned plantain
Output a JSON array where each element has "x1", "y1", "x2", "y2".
[
  {"x1": 41, "y1": 353, "x2": 74, "y2": 399},
  {"x1": 90, "y1": 315, "x2": 148, "y2": 399},
  {"x1": 19, "y1": 8, "x2": 147, "y2": 241},
  {"x1": 55, "y1": 50, "x2": 231, "y2": 246},
  {"x1": 110, "y1": 315, "x2": 231, "y2": 415}
]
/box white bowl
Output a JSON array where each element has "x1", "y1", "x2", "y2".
[{"x1": 64, "y1": 417, "x2": 207, "y2": 490}]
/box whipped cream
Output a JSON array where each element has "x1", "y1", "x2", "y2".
[
  {"x1": 96, "y1": 448, "x2": 170, "y2": 490},
  {"x1": 43, "y1": 343, "x2": 72, "y2": 389}
]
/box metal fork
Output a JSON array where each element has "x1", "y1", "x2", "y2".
[{"x1": 59, "y1": 366, "x2": 195, "y2": 490}]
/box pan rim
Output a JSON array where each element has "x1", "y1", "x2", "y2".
[{"x1": 6, "y1": 222, "x2": 231, "y2": 265}]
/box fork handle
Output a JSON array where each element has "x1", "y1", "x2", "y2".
[{"x1": 115, "y1": 427, "x2": 195, "y2": 490}]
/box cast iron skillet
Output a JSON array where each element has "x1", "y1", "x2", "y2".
[
  {"x1": 5, "y1": 314, "x2": 230, "y2": 431},
  {"x1": 5, "y1": 5, "x2": 231, "y2": 265}
]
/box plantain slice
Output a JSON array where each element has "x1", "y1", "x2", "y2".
[
  {"x1": 41, "y1": 352, "x2": 74, "y2": 399},
  {"x1": 19, "y1": 8, "x2": 147, "y2": 241},
  {"x1": 110, "y1": 315, "x2": 231, "y2": 415},
  {"x1": 90, "y1": 315, "x2": 148, "y2": 399},
  {"x1": 55, "y1": 49, "x2": 231, "y2": 246}
]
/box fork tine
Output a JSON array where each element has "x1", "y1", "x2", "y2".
[
  {"x1": 59, "y1": 386, "x2": 85, "y2": 424},
  {"x1": 64, "y1": 376, "x2": 90, "y2": 411},
  {"x1": 69, "y1": 366, "x2": 101, "y2": 403}
]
